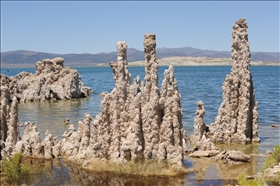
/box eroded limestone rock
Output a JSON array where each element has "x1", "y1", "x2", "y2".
[
  {"x1": 41, "y1": 130, "x2": 54, "y2": 159},
  {"x1": 216, "y1": 150, "x2": 251, "y2": 164},
  {"x1": 52, "y1": 136, "x2": 61, "y2": 158},
  {"x1": 263, "y1": 163, "x2": 280, "y2": 180},
  {"x1": 1, "y1": 57, "x2": 92, "y2": 102},
  {"x1": 189, "y1": 150, "x2": 220, "y2": 158},
  {"x1": 2, "y1": 34, "x2": 184, "y2": 167},
  {"x1": 158, "y1": 65, "x2": 184, "y2": 164},
  {"x1": 2, "y1": 119, "x2": 60, "y2": 159},
  {"x1": 21, "y1": 122, "x2": 41, "y2": 157},
  {"x1": 207, "y1": 18, "x2": 260, "y2": 144},
  {"x1": 60, "y1": 34, "x2": 184, "y2": 166},
  {"x1": 187, "y1": 18, "x2": 259, "y2": 165},
  {"x1": 1, "y1": 97, "x2": 19, "y2": 158},
  {"x1": 190, "y1": 101, "x2": 206, "y2": 144},
  {"x1": 0, "y1": 84, "x2": 9, "y2": 148}
]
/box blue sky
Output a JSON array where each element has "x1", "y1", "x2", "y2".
[{"x1": 1, "y1": 1, "x2": 279, "y2": 54}]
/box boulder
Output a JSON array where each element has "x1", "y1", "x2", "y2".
[{"x1": 216, "y1": 150, "x2": 251, "y2": 164}]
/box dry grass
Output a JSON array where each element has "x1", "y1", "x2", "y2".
[
  {"x1": 83, "y1": 159, "x2": 190, "y2": 177},
  {"x1": 77, "y1": 160, "x2": 191, "y2": 176}
]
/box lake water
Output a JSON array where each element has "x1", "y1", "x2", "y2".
[{"x1": 1, "y1": 65, "x2": 279, "y2": 185}]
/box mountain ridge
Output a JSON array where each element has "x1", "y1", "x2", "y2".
[{"x1": 1, "y1": 47, "x2": 279, "y2": 65}]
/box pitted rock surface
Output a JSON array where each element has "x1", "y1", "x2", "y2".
[
  {"x1": 0, "y1": 57, "x2": 92, "y2": 102},
  {"x1": 60, "y1": 34, "x2": 184, "y2": 166},
  {"x1": 207, "y1": 18, "x2": 260, "y2": 144}
]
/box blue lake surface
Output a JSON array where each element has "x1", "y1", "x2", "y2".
[{"x1": 1, "y1": 65, "x2": 279, "y2": 185}]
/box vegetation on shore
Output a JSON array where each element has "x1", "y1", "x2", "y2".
[
  {"x1": 263, "y1": 145, "x2": 280, "y2": 169},
  {"x1": 1, "y1": 152, "x2": 31, "y2": 185},
  {"x1": 83, "y1": 159, "x2": 191, "y2": 177},
  {"x1": 236, "y1": 145, "x2": 280, "y2": 186}
]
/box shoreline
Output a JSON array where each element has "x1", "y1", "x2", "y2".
[
  {"x1": 2, "y1": 63, "x2": 279, "y2": 69},
  {"x1": 1, "y1": 56, "x2": 279, "y2": 68}
]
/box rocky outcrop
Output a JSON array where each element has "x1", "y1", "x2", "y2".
[
  {"x1": 99, "y1": 92, "x2": 108, "y2": 96},
  {"x1": 0, "y1": 84, "x2": 59, "y2": 159},
  {"x1": 1, "y1": 120, "x2": 59, "y2": 159},
  {"x1": 188, "y1": 18, "x2": 260, "y2": 145},
  {"x1": 207, "y1": 18, "x2": 260, "y2": 144},
  {"x1": 190, "y1": 101, "x2": 206, "y2": 144},
  {"x1": 158, "y1": 65, "x2": 184, "y2": 164},
  {"x1": 0, "y1": 84, "x2": 9, "y2": 154},
  {"x1": 216, "y1": 150, "x2": 251, "y2": 164},
  {"x1": 188, "y1": 101, "x2": 219, "y2": 158},
  {"x1": 1, "y1": 96, "x2": 19, "y2": 158},
  {"x1": 60, "y1": 34, "x2": 184, "y2": 166},
  {"x1": 2, "y1": 34, "x2": 184, "y2": 168},
  {"x1": 141, "y1": 34, "x2": 161, "y2": 161},
  {"x1": 188, "y1": 134, "x2": 219, "y2": 158},
  {"x1": 263, "y1": 163, "x2": 280, "y2": 180},
  {"x1": 0, "y1": 57, "x2": 92, "y2": 102},
  {"x1": 187, "y1": 19, "x2": 259, "y2": 165}
]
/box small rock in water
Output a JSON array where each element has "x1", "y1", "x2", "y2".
[
  {"x1": 99, "y1": 92, "x2": 108, "y2": 96},
  {"x1": 64, "y1": 118, "x2": 70, "y2": 125},
  {"x1": 271, "y1": 124, "x2": 278, "y2": 128},
  {"x1": 266, "y1": 150, "x2": 272, "y2": 155}
]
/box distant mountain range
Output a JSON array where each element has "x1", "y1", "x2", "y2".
[{"x1": 1, "y1": 47, "x2": 279, "y2": 66}]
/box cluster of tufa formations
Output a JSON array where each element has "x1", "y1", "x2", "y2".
[
  {"x1": 187, "y1": 18, "x2": 260, "y2": 164},
  {"x1": 0, "y1": 57, "x2": 92, "y2": 102},
  {"x1": 208, "y1": 18, "x2": 260, "y2": 144},
  {"x1": 190, "y1": 18, "x2": 260, "y2": 146},
  {"x1": 1, "y1": 34, "x2": 186, "y2": 167},
  {"x1": 1, "y1": 18, "x2": 261, "y2": 170},
  {"x1": 60, "y1": 34, "x2": 185, "y2": 166}
]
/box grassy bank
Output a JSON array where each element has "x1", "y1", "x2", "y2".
[
  {"x1": 234, "y1": 145, "x2": 280, "y2": 186},
  {"x1": 78, "y1": 159, "x2": 191, "y2": 177}
]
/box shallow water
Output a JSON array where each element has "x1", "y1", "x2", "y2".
[{"x1": 1, "y1": 65, "x2": 280, "y2": 185}]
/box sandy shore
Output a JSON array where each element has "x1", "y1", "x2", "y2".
[{"x1": 98, "y1": 56, "x2": 280, "y2": 67}]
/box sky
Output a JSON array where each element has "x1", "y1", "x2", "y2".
[{"x1": 1, "y1": 1, "x2": 279, "y2": 54}]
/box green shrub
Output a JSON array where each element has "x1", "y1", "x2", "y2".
[
  {"x1": 2, "y1": 152, "x2": 31, "y2": 184},
  {"x1": 264, "y1": 145, "x2": 280, "y2": 169},
  {"x1": 237, "y1": 173, "x2": 267, "y2": 186}
]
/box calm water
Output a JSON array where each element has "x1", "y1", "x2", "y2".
[{"x1": 1, "y1": 65, "x2": 279, "y2": 185}]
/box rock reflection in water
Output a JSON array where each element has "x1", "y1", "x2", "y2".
[
  {"x1": 64, "y1": 160, "x2": 185, "y2": 186},
  {"x1": 19, "y1": 141, "x2": 260, "y2": 185},
  {"x1": 22, "y1": 157, "x2": 184, "y2": 186},
  {"x1": 185, "y1": 143, "x2": 259, "y2": 181},
  {"x1": 22, "y1": 158, "x2": 70, "y2": 186}
]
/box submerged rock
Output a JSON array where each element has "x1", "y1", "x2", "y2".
[
  {"x1": 99, "y1": 92, "x2": 108, "y2": 96},
  {"x1": 271, "y1": 124, "x2": 278, "y2": 128},
  {"x1": 0, "y1": 57, "x2": 92, "y2": 102},
  {"x1": 189, "y1": 150, "x2": 220, "y2": 158},
  {"x1": 216, "y1": 150, "x2": 251, "y2": 164}
]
